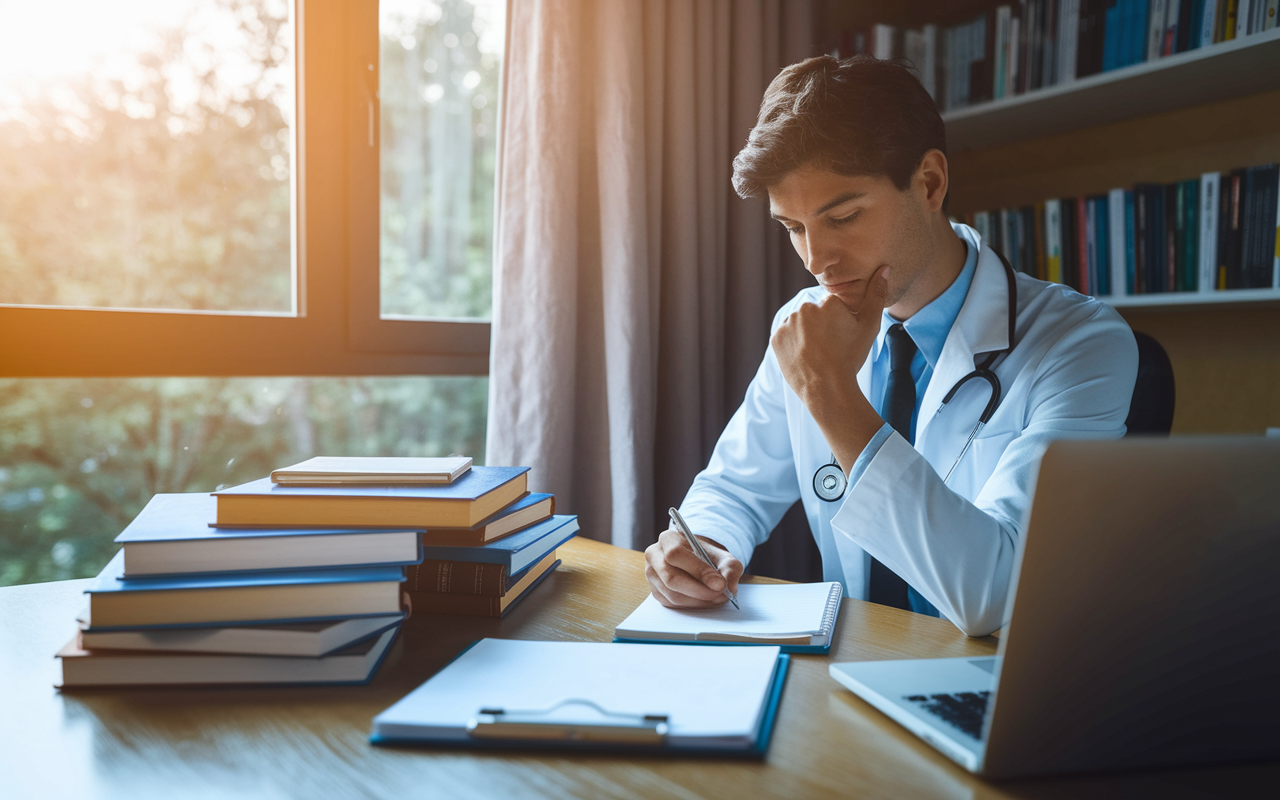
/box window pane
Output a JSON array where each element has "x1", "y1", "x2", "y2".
[
  {"x1": 379, "y1": 0, "x2": 502, "y2": 319},
  {"x1": 0, "y1": 0, "x2": 294, "y2": 313},
  {"x1": 0, "y1": 376, "x2": 488, "y2": 586}
]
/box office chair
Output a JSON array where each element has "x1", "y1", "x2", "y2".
[{"x1": 1124, "y1": 331, "x2": 1176, "y2": 436}]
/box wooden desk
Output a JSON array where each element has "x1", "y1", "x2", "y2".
[{"x1": 1, "y1": 538, "x2": 1273, "y2": 799}]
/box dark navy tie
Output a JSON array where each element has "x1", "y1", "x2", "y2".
[{"x1": 869, "y1": 323, "x2": 915, "y2": 611}]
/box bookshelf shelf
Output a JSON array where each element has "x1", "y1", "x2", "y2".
[
  {"x1": 1103, "y1": 286, "x2": 1280, "y2": 309},
  {"x1": 943, "y1": 27, "x2": 1280, "y2": 153}
]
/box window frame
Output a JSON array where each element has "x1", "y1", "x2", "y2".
[{"x1": 0, "y1": 0, "x2": 492, "y2": 379}]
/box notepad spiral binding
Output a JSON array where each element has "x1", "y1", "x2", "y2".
[{"x1": 819, "y1": 582, "x2": 843, "y2": 637}]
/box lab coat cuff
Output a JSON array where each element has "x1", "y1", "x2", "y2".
[{"x1": 847, "y1": 423, "x2": 894, "y2": 490}]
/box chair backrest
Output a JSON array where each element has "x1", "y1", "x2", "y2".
[{"x1": 1124, "y1": 331, "x2": 1175, "y2": 436}]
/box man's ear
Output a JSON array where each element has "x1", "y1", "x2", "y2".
[{"x1": 915, "y1": 149, "x2": 949, "y2": 215}]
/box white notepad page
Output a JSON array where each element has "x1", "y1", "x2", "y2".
[
  {"x1": 615, "y1": 582, "x2": 843, "y2": 645},
  {"x1": 371, "y1": 638, "x2": 782, "y2": 746}
]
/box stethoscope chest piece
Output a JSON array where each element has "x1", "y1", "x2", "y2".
[{"x1": 813, "y1": 461, "x2": 847, "y2": 502}]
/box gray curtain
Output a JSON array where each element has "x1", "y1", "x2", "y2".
[{"x1": 487, "y1": 0, "x2": 817, "y2": 553}]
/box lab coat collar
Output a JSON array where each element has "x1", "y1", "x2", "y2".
[{"x1": 915, "y1": 233, "x2": 1012, "y2": 447}]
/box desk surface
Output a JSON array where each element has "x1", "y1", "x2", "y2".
[{"x1": 2, "y1": 537, "x2": 1273, "y2": 799}]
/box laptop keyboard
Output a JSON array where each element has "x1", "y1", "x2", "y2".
[{"x1": 904, "y1": 691, "x2": 990, "y2": 740}]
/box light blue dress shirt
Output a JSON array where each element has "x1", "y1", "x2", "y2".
[{"x1": 844, "y1": 225, "x2": 980, "y2": 616}]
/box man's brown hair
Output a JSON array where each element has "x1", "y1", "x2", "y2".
[{"x1": 731, "y1": 55, "x2": 947, "y2": 203}]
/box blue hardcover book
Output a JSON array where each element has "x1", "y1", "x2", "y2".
[
  {"x1": 418, "y1": 515, "x2": 579, "y2": 574},
  {"x1": 84, "y1": 551, "x2": 405, "y2": 630},
  {"x1": 115, "y1": 493, "x2": 422, "y2": 577},
  {"x1": 1131, "y1": 0, "x2": 1150, "y2": 65},
  {"x1": 213, "y1": 466, "x2": 530, "y2": 529},
  {"x1": 423, "y1": 492, "x2": 555, "y2": 546}
]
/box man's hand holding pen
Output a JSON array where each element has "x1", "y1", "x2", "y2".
[{"x1": 644, "y1": 510, "x2": 743, "y2": 609}]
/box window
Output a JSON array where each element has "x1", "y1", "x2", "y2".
[
  {"x1": 0, "y1": 0, "x2": 295, "y2": 314},
  {"x1": 0, "y1": 0, "x2": 503, "y2": 585}
]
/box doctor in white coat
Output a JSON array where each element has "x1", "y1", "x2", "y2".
[{"x1": 644, "y1": 56, "x2": 1138, "y2": 637}]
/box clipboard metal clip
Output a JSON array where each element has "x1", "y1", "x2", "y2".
[{"x1": 467, "y1": 699, "x2": 670, "y2": 745}]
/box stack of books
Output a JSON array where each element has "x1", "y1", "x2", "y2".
[
  {"x1": 965, "y1": 160, "x2": 1280, "y2": 297},
  {"x1": 57, "y1": 456, "x2": 577, "y2": 688}
]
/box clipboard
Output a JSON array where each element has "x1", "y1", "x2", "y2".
[{"x1": 370, "y1": 639, "x2": 790, "y2": 757}]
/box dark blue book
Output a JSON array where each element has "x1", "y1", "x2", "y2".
[
  {"x1": 84, "y1": 551, "x2": 405, "y2": 630},
  {"x1": 423, "y1": 492, "x2": 555, "y2": 546},
  {"x1": 213, "y1": 466, "x2": 530, "y2": 529},
  {"x1": 418, "y1": 515, "x2": 578, "y2": 574},
  {"x1": 115, "y1": 493, "x2": 422, "y2": 577},
  {"x1": 1103, "y1": 0, "x2": 1122, "y2": 71}
]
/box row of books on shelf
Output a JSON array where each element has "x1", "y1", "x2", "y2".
[
  {"x1": 963, "y1": 162, "x2": 1280, "y2": 297},
  {"x1": 57, "y1": 457, "x2": 579, "y2": 688},
  {"x1": 834, "y1": 0, "x2": 1278, "y2": 112}
]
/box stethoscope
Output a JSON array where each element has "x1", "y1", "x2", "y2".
[{"x1": 813, "y1": 252, "x2": 1019, "y2": 501}]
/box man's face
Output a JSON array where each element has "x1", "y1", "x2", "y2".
[{"x1": 767, "y1": 163, "x2": 934, "y2": 317}]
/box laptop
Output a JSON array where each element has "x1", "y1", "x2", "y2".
[{"x1": 829, "y1": 437, "x2": 1280, "y2": 778}]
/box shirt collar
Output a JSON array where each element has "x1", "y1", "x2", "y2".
[{"x1": 872, "y1": 223, "x2": 980, "y2": 368}]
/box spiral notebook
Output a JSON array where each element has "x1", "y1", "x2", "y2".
[{"x1": 613, "y1": 582, "x2": 843, "y2": 654}]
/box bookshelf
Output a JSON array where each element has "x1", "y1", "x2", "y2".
[
  {"x1": 944, "y1": 27, "x2": 1280, "y2": 153},
  {"x1": 1105, "y1": 286, "x2": 1280, "y2": 308}
]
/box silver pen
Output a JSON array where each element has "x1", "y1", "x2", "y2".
[{"x1": 668, "y1": 507, "x2": 739, "y2": 610}]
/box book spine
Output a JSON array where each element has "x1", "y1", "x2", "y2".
[
  {"x1": 1171, "y1": 182, "x2": 1184, "y2": 291},
  {"x1": 1046, "y1": 199, "x2": 1063, "y2": 284},
  {"x1": 1109, "y1": 188, "x2": 1128, "y2": 295},
  {"x1": 1248, "y1": 166, "x2": 1260, "y2": 287},
  {"x1": 995, "y1": 7, "x2": 1010, "y2": 99},
  {"x1": 1199, "y1": 172, "x2": 1220, "y2": 292},
  {"x1": 1035, "y1": 201, "x2": 1048, "y2": 280},
  {"x1": 408, "y1": 560, "x2": 507, "y2": 595},
  {"x1": 1267, "y1": 0, "x2": 1278, "y2": 31},
  {"x1": 1135, "y1": 188, "x2": 1148, "y2": 293},
  {"x1": 1125, "y1": 190, "x2": 1137, "y2": 293},
  {"x1": 1273, "y1": 165, "x2": 1280, "y2": 287},
  {"x1": 1103, "y1": 0, "x2": 1119, "y2": 70},
  {"x1": 1078, "y1": 195, "x2": 1091, "y2": 292},
  {"x1": 1096, "y1": 194, "x2": 1112, "y2": 295},
  {"x1": 1164, "y1": 0, "x2": 1181, "y2": 55},
  {"x1": 1236, "y1": 0, "x2": 1252, "y2": 37},
  {"x1": 923, "y1": 24, "x2": 939, "y2": 101},
  {"x1": 1149, "y1": 0, "x2": 1169, "y2": 59},
  {"x1": 1226, "y1": 170, "x2": 1243, "y2": 288},
  {"x1": 1257, "y1": 165, "x2": 1277, "y2": 288},
  {"x1": 1044, "y1": 0, "x2": 1059, "y2": 85},
  {"x1": 1133, "y1": 0, "x2": 1151, "y2": 63},
  {"x1": 1028, "y1": 0, "x2": 1043, "y2": 89},
  {"x1": 1218, "y1": 171, "x2": 1232, "y2": 288},
  {"x1": 873, "y1": 23, "x2": 897, "y2": 60},
  {"x1": 1177, "y1": 0, "x2": 1196, "y2": 49},
  {"x1": 1160, "y1": 184, "x2": 1172, "y2": 292},
  {"x1": 1184, "y1": 179, "x2": 1200, "y2": 290},
  {"x1": 1060, "y1": 0, "x2": 1080, "y2": 82},
  {"x1": 1009, "y1": 13, "x2": 1022, "y2": 94}
]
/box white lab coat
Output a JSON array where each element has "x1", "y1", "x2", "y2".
[{"x1": 679, "y1": 227, "x2": 1139, "y2": 637}]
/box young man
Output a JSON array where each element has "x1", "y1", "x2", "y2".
[{"x1": 644, "y1": 56, "x2": 1138, "y2": 637}]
